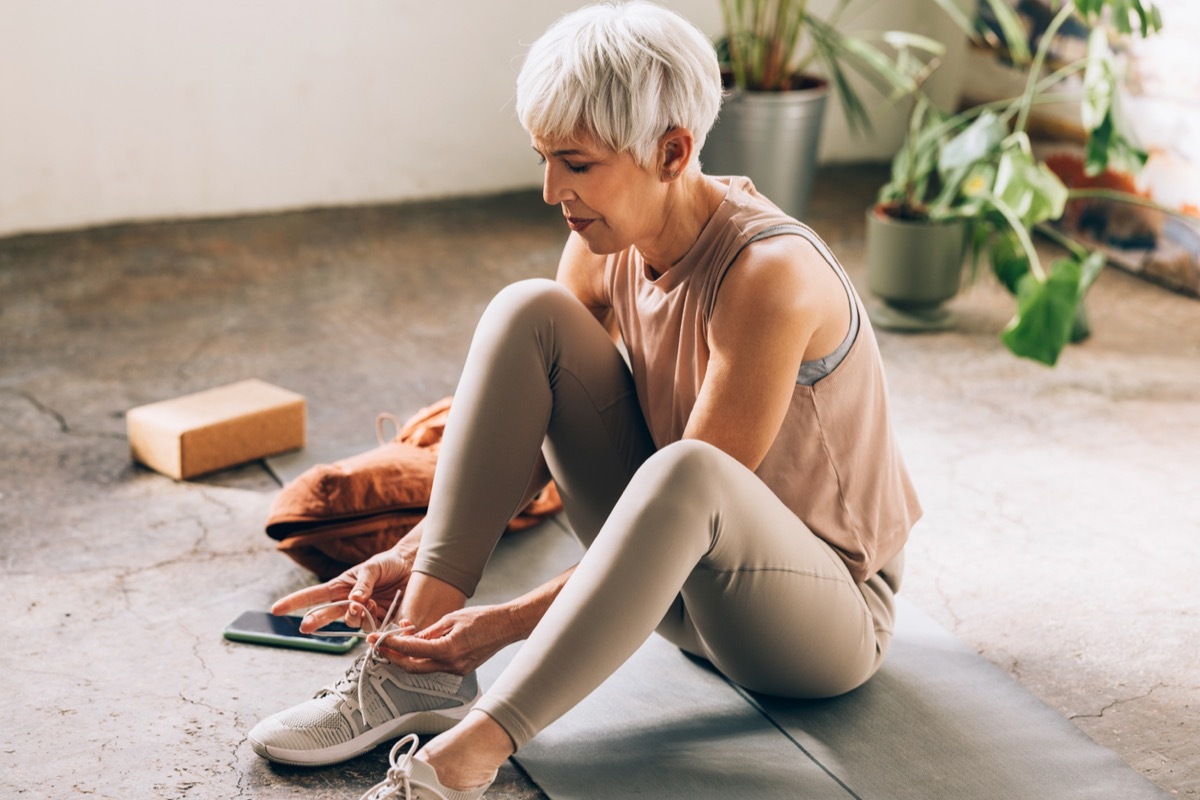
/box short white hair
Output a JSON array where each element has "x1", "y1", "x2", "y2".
[{"x1": 516, "y1": 1, "x2": 722, "y2": 170}]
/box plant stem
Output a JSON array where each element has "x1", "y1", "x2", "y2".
[
  {"x1": 1035, "y1": 221, "x2": 1091, "y2": 261},
  {"x1": 1016, "y1": 2, "x2": 1077, "y2": 134},
  {"x1": 918, "y1": 90, "x2": 1082, "y2": 157},
  {"x1": 987, "y1": 192, "x2": 1047, "y2": 281}
]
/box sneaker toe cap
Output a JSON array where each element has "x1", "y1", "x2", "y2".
[{"x1": 248, "y1": 702, "x2": 353, "y2": 754}]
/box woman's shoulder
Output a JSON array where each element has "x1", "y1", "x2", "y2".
[
  {"x1": 703, "y1": 192, "x2": 848, "y2": 341},
  {"x1": 700, "y1": 184, "x2": 829, "y2": 293},
  {"x1": 721, "y1": 232, "x2": 831, "y2": 308},
  {"x1": 703, "y1": 177, "x2": 823, "y2": 256}
]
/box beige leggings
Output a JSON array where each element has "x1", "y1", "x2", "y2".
[{"x1": 411, "y1": 279, "x2": 903, "y2": 750}]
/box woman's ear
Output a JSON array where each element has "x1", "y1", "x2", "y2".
[{"x1": 659, "y1": 127, "x2": 695, "y2": 181}]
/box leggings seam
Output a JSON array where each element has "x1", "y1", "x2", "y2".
[
  {"x1": 555, "y1": 362, "x2": 639, "y2": 416},
  {"x1": 695, "y1": 564, "x2": 851, "y2": 584},
  {"x1": 693, "y1": 564, "x2": 874, "y2": 622}
]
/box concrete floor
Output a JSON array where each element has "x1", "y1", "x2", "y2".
[{"x1": 1, "y1": 165, "x2": 1197, "y2": 799}]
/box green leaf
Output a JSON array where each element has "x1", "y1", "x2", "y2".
[
  {"x1": 1071, "y1": 301, "x2": 1091, "y2": 343},
  {"x1": 1028, "y1": 162, "x2": 1070, "y2": 224},
  {"x1": 990, "y1": 230, "x2": 1031, "y2": 294},
  {"x1": 1081, "y1": 27, "x2": 1114, "y2": 132},
  {"x1": 979, "y1": 0, "x2": 1031, "y2": 63},
  {"x1": 839, "y1": 35, "x2": 918, "y2": 99},
  {"x1": 1078, "y1": 249, "x2": 1108, "y2": 292},
  {"x1": 960, "y1": 162, "x2": 994, "y2": 198},
  {"x1": 1077, "y1": 0, "x2": 1164, "y2": 36},
  {"x1": 880, "y1": 30, "x2": 946, "y2": 58},
  {"x1": 890, "y1": 98, "x2": 945, "y2": 206},
  {"x1": 994, "y1": 148, "x2": 1069, "y2": 226},
  {"x1": 1071, "y1": 250, "x2": 1107, "y2": 343},
  {"x1": 1086, "y1": 109, "x2": 1115, "y2": 174},
  {"x1": 824, "y1": 50, "x2": 873, "y2": 134},
  {"x1": 1075, "y1": 0, "x2": 1106, "y2": 21},
  {"x1": 804, "y1": 14, "x2": 873, "y2": 134},
  {"x1": 938, "y1": 111, "x2": 1005, "y2": 174},
  {"x1": 1085, "y1": 108, "x2": 1150, "y2": 176},
  {"x1": 1001, "y1": 257, "x2": 1086, "y2": 365}
]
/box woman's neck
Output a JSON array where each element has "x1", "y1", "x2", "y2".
[{"x1": 637, "y1": 173, "x2": 726, "y2": 274}]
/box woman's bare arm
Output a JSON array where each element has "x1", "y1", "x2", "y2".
[{"x1": 684, "y1": 236, "x2": 850, "y2": 470}]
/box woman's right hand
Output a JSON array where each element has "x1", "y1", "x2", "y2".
[{"x1": 271, "y1": 545, "x2": 415, "y2": 634}]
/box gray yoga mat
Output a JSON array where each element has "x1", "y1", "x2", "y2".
[
  {"x1": 743, "y1": 599, "x2": 1171, "y2": 800},
  {"x1": 514, "y1": 635, "x2": 853, "y2": 799},
  {"x1": 473, "y1": 524, "x2": 1168, "y2": 800},
  {"x1": 269, "y1": 443, "x2": 1167, "y2": 799},
  {"x1": 475, "y1": 523, "x2": 851, "y2": 799}
]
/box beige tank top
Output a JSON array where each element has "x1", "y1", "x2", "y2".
[{"x1": 604, "y1": 176, "x2": 921, "y2": 582}]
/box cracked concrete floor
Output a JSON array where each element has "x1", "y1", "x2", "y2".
[{"x1": 1, "y1": 166, "x2": 1197, "y2": 799}]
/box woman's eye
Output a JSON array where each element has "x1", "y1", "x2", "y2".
[{"x1": 533, "y1": 152, "x2": 589, "y2": 174}]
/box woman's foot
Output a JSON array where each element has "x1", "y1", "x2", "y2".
[
  {"x1": 360, "y1": 734, "x2": 493, "y2": 800},
  {"x1": 247, "y1": 659, "x2": 479, "y2": 767},
  {"x1": 418, "y1": 710, "x2": 515, "y2": 792}
]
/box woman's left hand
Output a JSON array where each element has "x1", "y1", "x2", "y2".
[{"x1": 371, "y1": 604, "x2": 521, "y2": 675}]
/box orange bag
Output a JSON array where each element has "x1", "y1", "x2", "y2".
[{"x1": 265, "y1": 397, "x2": 561, "y2": 579}]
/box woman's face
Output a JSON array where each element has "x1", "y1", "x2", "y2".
[{"x1": 532, "y1": 133, "x2": 666, "y2": 256}]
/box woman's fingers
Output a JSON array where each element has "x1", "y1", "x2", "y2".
[
  {"x1": 270, "y1": 553, "x2": 411, "y2": 634},
  {"x1": 374, "y1": 635, "x2": 456, "y2": 674},
  {"x1": 376, "y1": 632, "x2": 448, "y2": 659},
  {"x1": 298, "y1": 602, "x2": 356, "y2": 634},
  {"x1": 271, "y1": 581, "x2": 345, "y2": 617},
  {"x1": 343, "y1": 598, "x2": 370, "y2": 629},
  {"x1": 348, "y1": 569, "x2": 377, "y2": 606}
]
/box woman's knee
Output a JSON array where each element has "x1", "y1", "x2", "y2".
[
  {"x1": 610, "y1": 440, "x2": 746, "y2": 552},
  {"x1": 591, "y1": 441, "x2": 733, "y2": 553},
  {"x1": 481, "y1": 278, "x2": 576, "y2": 334},
  {"x1": 637, "y1": 439, "x2": 743, "y2": 500}
]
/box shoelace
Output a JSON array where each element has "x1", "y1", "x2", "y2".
[
  {"x1": 306, "y1": 593, "x2": 407, "y2": 729},
  {"x1": 361, "y1": 734, "x2": 453, "y2": 800}
]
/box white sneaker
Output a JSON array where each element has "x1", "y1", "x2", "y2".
[
  {"x1": 359, "y1": 735, "x2": 494, "y2": 800},
  {"x1": 248, "y1": 654, "x2": 480, "y2": 767}
]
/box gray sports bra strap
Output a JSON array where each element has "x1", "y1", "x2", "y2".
[{"x1": 739, "y1": 224, "x2": 860, "y2": 386}]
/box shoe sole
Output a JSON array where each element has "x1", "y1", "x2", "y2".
[{"x1": 249, "y1": 692, "x2": 480, "y2": 767}]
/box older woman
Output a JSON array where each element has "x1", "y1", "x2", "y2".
[{"x1": 250, "y1": 2, "x2": 920, "y2": 797}]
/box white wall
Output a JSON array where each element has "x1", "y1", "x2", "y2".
[{"x1": 0, "y1": 0, "x2": 964, "y2": 237}]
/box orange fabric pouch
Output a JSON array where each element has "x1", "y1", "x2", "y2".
[{"x1": 265, "y1": 396, "x2": 561, "y2": 579}]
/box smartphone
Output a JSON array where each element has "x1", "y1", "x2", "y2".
[{"x1": 223, "y1": 610, "x2": 361, "y2": 654}]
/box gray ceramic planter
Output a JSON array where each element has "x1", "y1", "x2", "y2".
[
  {"x1": 865, "y1": 207, "x2": 967, "y2": 332},
  {"x1": 701, "y1": 84, "x2": 829, "y2": 220}
]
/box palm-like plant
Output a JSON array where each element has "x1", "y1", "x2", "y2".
[{"x1": 718, "y1": 0, "x2": 939, "y2": 132}]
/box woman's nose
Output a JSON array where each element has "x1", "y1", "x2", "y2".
[{"x1": 542, "y1": 165, "x2": 575, "y2": 206}]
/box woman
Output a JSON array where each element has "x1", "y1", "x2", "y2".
[{"x1": 250, "y1": 3, "x2": 920, "y2": 798}]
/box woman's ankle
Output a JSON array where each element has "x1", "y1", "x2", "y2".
[
  {"x1": 419, "y1": 711, "x2": 515, "y2": 790},
  {"x1": 399, "y1": 572, "x2": 468, "y2": 630}
]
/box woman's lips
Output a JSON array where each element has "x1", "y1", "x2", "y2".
[{"x1": 566, "y1": 216, "x2": 595, "y2": 233}]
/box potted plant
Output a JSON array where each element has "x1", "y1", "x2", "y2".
[
  {"x1": 868, "y1": 0, "x2": 1164, "y2": 365},
  {"x1": 702, "y1": 0, "x2": 933, "y2": 220}
]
